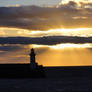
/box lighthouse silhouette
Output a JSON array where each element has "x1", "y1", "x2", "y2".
[
  {"x1": 29, "y1": 48, "x2": 38, "y2": 69},
  {"x1": 29, "y1": 48, "x2": 45, "y2": 78}
]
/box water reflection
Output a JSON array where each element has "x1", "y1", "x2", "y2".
[{"x1": 0, "y1": 43, "x2": 92, "y2": 66}]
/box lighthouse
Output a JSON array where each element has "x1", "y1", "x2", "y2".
[
  {"x1": 29, "y1": 48, "x2": 38, "y2": 69},
  {"x1": 29, "y1": 48, "x2": 45, "y2": 78}
]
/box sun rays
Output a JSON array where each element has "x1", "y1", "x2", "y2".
[{"x1": 31, "y1": 43, "x2": 92, "y2": 50}]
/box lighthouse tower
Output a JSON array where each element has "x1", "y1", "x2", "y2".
[{"x1": 29, "y1": 48, "x2": 38, "y2": 69}]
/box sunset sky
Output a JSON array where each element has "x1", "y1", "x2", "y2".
[{"x1": 0, "y1": 0, "x2": 92, "y2": 66}]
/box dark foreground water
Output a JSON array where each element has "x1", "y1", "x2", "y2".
[
  {"x1": 0, "y1": 78, "x2": 91, "y2": 92},
  {"x1": 0, "y1": 66, "x2": 92, "y2": 92}
]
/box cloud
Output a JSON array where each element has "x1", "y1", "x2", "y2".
[
  {"x1": 0, "y1": 44, "x2": 30, "y2": 63},
  {"x1": 59, "y1": 0, "x2": 92, "y2": 7},
  {"x1": 0, "y1": 36, "x2": 92, "y2": 45},
  {"x1": 0, "y1": 1, "x2": 92, "y2": 30},
  {"x1": 0, "y1": 45, "x2": 24, "y2": 51}
]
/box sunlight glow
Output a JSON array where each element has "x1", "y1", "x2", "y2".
[
  {"x1": 1, "y1": 27, "x2": 92, "y2": 37},
  {"x1": 59, "y1": 0, "x2": 92, "y2": 5},
  {"x1": 57, "y1": 0, "x2": 92, "y2": 8},
  {"x1": 6, "y1": 4, "x2": 20, "y2": 7},
  {"x1": 29, "y1": 28, "x2": 92, "y2": 37},
  {"x1": 31, "y1": 43, "x2": 92, "y2": 50},
  {"x1": 50, "y1": 43, "x2": 92, "y2": 49},
  {"x1": 45, "y1": 28, "x2": 92, "y2": 37}
]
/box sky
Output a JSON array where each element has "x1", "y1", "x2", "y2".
[
  {"x1": 0, "y1": 0, "x2": 61, "y2": 7},
  {"x1": 0, "y1": 0, "x2": 92, "y2": 36},
  {"x1": 0, "y1": 0, "x2": 92, "y2": 66}
]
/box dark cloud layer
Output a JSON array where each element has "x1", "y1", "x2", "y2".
[
  {"x1": 0, "y1": 36, "x2": 92, "y2": 45},
  {"x1": 0, "y1": 45, "x2": 24, "y2": 51},
  {"x1": 0, "y1": 1, "x2": 92, "y2": 30}
]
